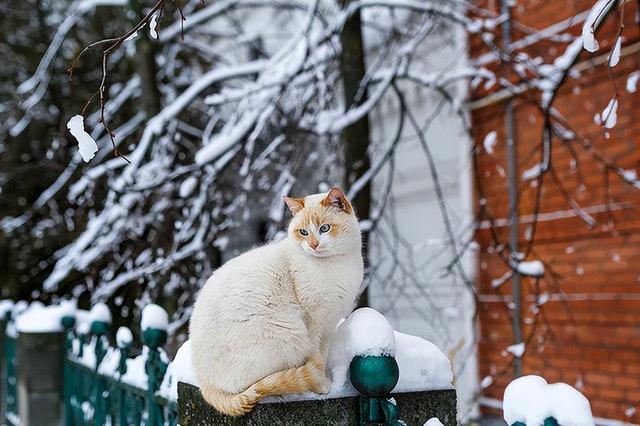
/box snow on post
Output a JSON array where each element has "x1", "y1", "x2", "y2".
[
  {"x1": 141, "y1": 303, "x2": 169, "y2": 331},
  {"x1": 342, "y1": 308, "x2": 396, "y2": 358},
  {"x1": 326, "y1": 308, "x2": 453, "y2": 397},
  {"x1": 15, "y1": 300, "x2": 76, "y2": 334},
  {"x1": 89, "y1": 302, "x2": 112, "y2": 324},
  {"x1": 503, "y1": 375, "x2": 594, "y2": 426},
  {"x1": 67, "y1": 115, "x2": 99, "y2": 162},
  {"x1": 0, "y1": 300, "x2": 15, "y2": 320},
  {"x1": 116, "y1": 326, "x2": 133, "y2": 347}
]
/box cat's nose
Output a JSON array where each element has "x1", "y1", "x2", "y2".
[{"x1": 309, "y1": 241, "x2": 319, "y2": 250}]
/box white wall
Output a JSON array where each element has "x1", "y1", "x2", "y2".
[{"x1": 366, "y1": 18, "x2": 479, "y2": 420}]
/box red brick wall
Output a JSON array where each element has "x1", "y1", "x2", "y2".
[{"x1": 470, "y1": 0, "x2": 640, "y2": 422}]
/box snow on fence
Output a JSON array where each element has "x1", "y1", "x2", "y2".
[{"x1": 1, "y1": 301, "x2": 178, "y2": 426}]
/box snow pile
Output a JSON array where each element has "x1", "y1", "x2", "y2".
[
  {"x1": 89, "y1": 303, "x2": 112, "y2": 324},
  {"x1": 15, "y1": 300, "x2": 76, "y2": 333},
  {"x1": 423, "y1": 418, "x2": 444, "y2": 426},
  {"x1": 339, "y1": 308, "x2": 396, "y2": 358},
  {"x1": 504, "y1": 375, "x2": 594, "y2": 426},
  {"x1": 325, "y1": 308, "x2": 452, "y2": 399},
  {"x1": 159, "y1": 340, "x2": 198, "y2": 401},
  {"x1": 141, "y1": 304, "x2": 169, "y2": 331},
  {"x1": 67, "y1": 115, "x2": 98, "y2": 162}
]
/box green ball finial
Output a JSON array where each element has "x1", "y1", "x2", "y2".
[
  {"x1": 90, "y1": 320, "x2": 109, "y2": 335},
  {"x1": 142, "y1": 328, "x2": 168, "y2": 349},
  {"x1": 349, "y1": 354, "x2": 399, "y2": 397}
]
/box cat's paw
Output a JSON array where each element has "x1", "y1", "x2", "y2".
[{"x1": 312, "y1": 376, "x2": 332, "y2": 395}]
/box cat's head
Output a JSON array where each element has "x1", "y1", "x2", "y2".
[{"x1": 284, "y1": 187, "x2": 361, "y2": 257}]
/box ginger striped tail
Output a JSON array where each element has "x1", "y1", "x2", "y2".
[{"x1": 200, "y1": 354, "x2": 328, "y2": 417}]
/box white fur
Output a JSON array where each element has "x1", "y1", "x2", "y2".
[{"x1": 190, "y1": 193, "x2": 363, "y2": 395}]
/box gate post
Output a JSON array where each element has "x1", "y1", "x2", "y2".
[{"x1": 16, "y1": 330, "x2": 65, "y2": 426}]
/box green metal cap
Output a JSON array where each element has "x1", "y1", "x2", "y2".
[
  {"x1": 142, "y1": 328, "x2": 168, "y2": 348},
  {"x1": 349, "y1": 354, "x2": 399, "y2": 397},
  {"x1": 90, "y1": 320, "x2": 110, "y2": 335},
  {"x1": 61, "y1": 315, "x2": 76, "y2": 329}
]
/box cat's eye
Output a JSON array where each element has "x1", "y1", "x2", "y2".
[
  {"x1": 299, "y1": 229, "x2": 309, "y2": 236},
  {"x1": 319, "y1": 224, "x2": 331, "y2": 234}
]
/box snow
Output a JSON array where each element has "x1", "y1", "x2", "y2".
[
  {"x1": 67, "y1": 115, "x2": 98, "y2": 162},
  {"x1": 15, "y1": 300, "x2": 76, "y2": 333},
  {"x1": 159, "y1": 340, "x2": 198, "y2": 401},
  {"x1": 89, "y1": 303, "x2": 112, "y2": 324},
  {"x1": 149, "y1": 13, "x2": 159, "y2": 40},
  {"x1": 582, "y1": 0, "x2": 613, "y2": 52},
  {"x1": 481, "y1": 376, "x2": 493, "y2": 389},
  {"x1": 0, "y1": 300, "x2": 15, "y2": 319},
  {"x1": 392, "y1": 331, "x2": 453, "y2": 392},
  {"x1": 423, "y1": 418, "x2": 444, "y2": 426},
  {"x1": 522, "y1": 163, "x2": 543, "y2": 181},
  {"x1": 506, "y1": 342, "x2": 525, "y2": 357},
  {"x1": 340, "y1": 308, "x2": 396, "y2": 358},
  {"x1": 323, "y1": 308, "x2": 452, "y2": 400},
  {"x1": 503, "y1": 375, "x2": 594, "y2": 426},
  {"x1": 116, "y1": 326, "x2": 133, "y2": 347},
  {"x1": 517, "y1": 260, "x2": 545, "y2": 277},
  {"x1": 601, "y1": 98, "x2": 618, "y2": 129},
  {"x1": 483, "y1": 131, "x2": 497, "y2": 154},
  {"x1": 626, "y1": 71, "x2": 640, "y2": 93},
  {"x1": 179, "y1": 176, "x2": 198, "y2": 198},
  {"x1": 609, "y1": 36, "x2": 621, "y2": 67},
  {"x1": 141, "y1": 304, "x2": 169, "y2": 331},
  {"x1": 121, "y1": 350, "x2": 150, "y2": 388}
]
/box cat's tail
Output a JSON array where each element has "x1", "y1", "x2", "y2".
[{"x1": 200, "y1": 354, "x2": 328, "y2": 417}]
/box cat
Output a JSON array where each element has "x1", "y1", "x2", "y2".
[{"x1": 189, "y1": 186, "x2": 364, "y2": 416}]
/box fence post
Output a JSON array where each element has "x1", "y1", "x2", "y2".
[
  {"x1": 91, "y1": 318, "x2": 110, "y2": 425},
  {"x1": 16, "y1": 328, "x2": 65, "y2": 425},
  {"x1": 61, "y1": 315, "x2": 76, "y2": 426},
  {"x1": 143, "y1": 327, "x2": 168, "y2": 426},
  {"x1": 1, "y1": 310, "x2": 8, "y2": 421},
  {"x1": 116, "y1": 328, "x2": 131, "y2": 426},
  {"x1": 349, "y1": 354, "x2": 404, "y2": 426}
]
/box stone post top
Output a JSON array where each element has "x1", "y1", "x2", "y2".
[{"x1": 177, "y1": 382, "x2": 457, "y2": 426}]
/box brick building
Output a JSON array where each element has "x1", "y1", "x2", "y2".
[{"x1": 470, "y1": 0, "x2": 640, "y2": 423}]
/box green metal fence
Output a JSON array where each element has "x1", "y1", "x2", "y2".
[
  {"x1": 2, "y1": 309, "x2": 177, "y2": 426},
  {"x1": 61, "y1": 315, "x2": 178, "y2": 426},
  {"x1": 3, "y1": 314, "x2": 18, "y2": 426}
]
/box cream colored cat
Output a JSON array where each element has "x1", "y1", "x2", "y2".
[{"x1": 189, "y1": 187, "x2": 364, "y2": 416}]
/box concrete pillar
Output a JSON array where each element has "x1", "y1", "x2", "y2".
[
  {"x1": 17, "y1": 332, "x2": 64, "y2": 426},
  {"x1": 178, "y1": 382, "x2": 457, "y2": 425}
]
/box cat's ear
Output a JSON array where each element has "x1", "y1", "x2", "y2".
[
  {"x1": 322, "y1": 186, "x2": 353, "y2": 214},
  {"x1": 284, "y1": 196, "x2": 305, "y2": 215}
]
